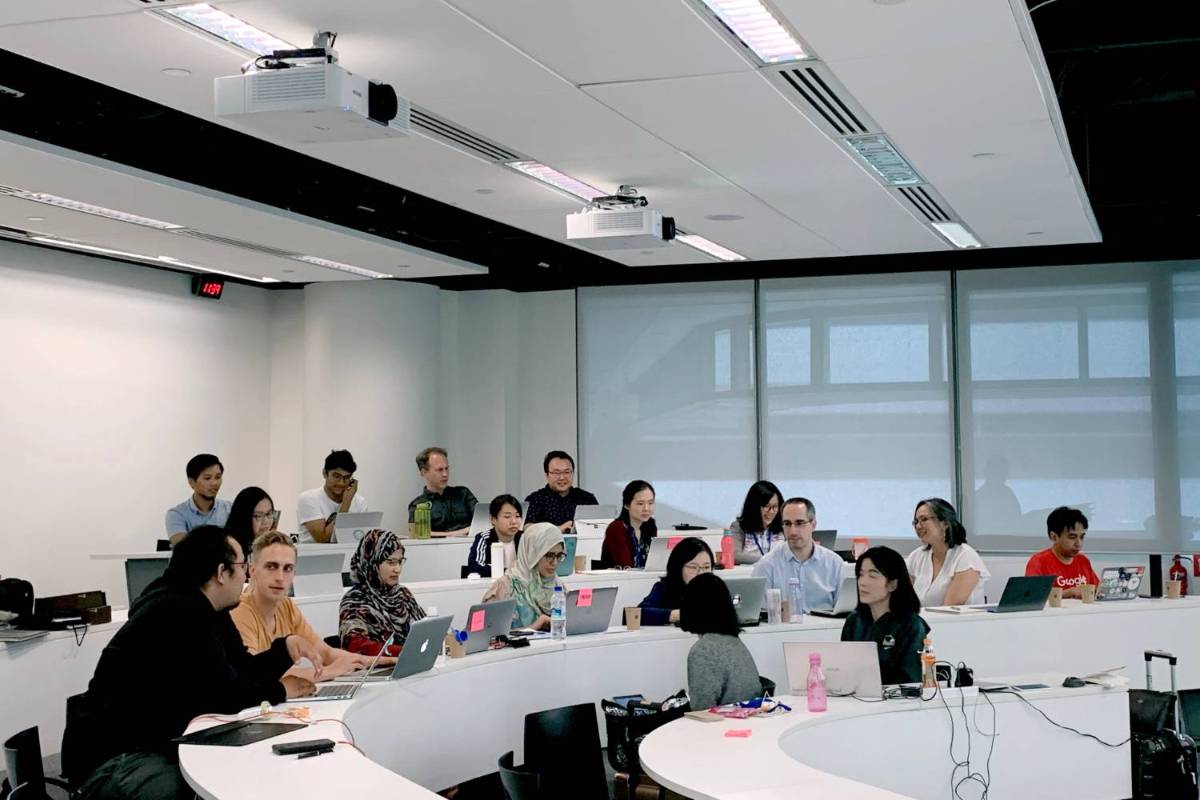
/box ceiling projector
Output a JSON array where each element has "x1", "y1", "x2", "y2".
[
  {"x1": 566, "y1": 186, "x2": 676, "y2": 251},
  {"x1": 215, "y1": 31, "x2": 410, "y2": 144}
]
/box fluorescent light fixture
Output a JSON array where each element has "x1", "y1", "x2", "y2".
[
  {"x1": 29, "y1": 237, "x2": 278, "y2": 282},
  {"x1": 696, "y1": 0, "x2": 808, "y2": 64},
  {"x1": 506, "y1": 161, "x2": 607, "y2": 202},
  {"x1": 844, "y1": 135, "x2": 921, "y2": 186},
  {"x1": 677, "y1": 233, "x2": 747, "y2": 262},
  {"x1": 158, "y1": 3, "x2": 296, "y2": 56},
  {"x1": 932, "y1": 222, "x2": 983, "y2": 249},
  {"x1": 1, "y1": 186, "x2": 184, "y2": 230},
  {"x1": 294, "y1": 255, "x2": 393, "y2": 279}
]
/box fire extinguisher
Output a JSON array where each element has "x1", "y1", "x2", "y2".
[{"x1": 1170, "y1": 555, "x2": 1189, "y2": 596}]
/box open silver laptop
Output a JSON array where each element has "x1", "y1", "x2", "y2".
[
  {"x1": 1097, "y1": 566, "x2": 1144, "y2": 600},
  {"x1": 565, "y1": 586, "x2": 618, "y2": 635},
  {"x1": 573, "y1": 505, "x2": 618, "y2": 523},
  {"x1": 468, "y1": 505, "x2": 492, "y2": 537},
  {"x1": 642, "y1": 537, "x2": 671, "y2": 571},
  {"x1": 723, "y1": 576, "x2": 767, "y2": 626},
  {"x1": 333, "y1": 511, "x2": 383, "y2": 543},
  {"x1": 285, "y1": 638, "x2": 390, "y2": 703},
  {"x1": 785, "y1": 641, "x2": 882, "y2": 698},
  {"x1": 812, "y1": 529, "x2": 838, "y2": 550},
  {"x1": 809, "y1": 576, "x2": 858, "y2": 618},
  {"x1": 464, "y1": 598, "x2": 518, "y2": 653},
  {"x1": 335, "y1": 615, "x2": 453, "y2": 682}
]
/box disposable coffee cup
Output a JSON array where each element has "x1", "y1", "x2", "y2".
[
  {"x1": 624, "y1": 607, "x2": 642, "y2": 630},
  {"x1": 574, "y1": 555, "x2": 587, "y2": 573},
  {"x1": 766, "y1": 588, "x2": 782, "y2": 625},
  {"x1": 1080, "y1": 583, "x2": 1097, "y2": 604},
  {"x1": 1048, "y1": 587, "x2": 1063, "y2": 607},
  {"x1": 1167, "y1": 579, "x2": 1183, "y2": 599}
]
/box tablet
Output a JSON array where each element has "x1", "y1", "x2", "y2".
[{"x1": 172, "y1": 720, "x2": 306, "y2": 747}]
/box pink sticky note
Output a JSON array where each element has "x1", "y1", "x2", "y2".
[
  {"x1": 724, "y1": 729, "x2": 752, "y2": 739},
  {"x1": 469, "y1": 609, "x2": 486, "y2": 633},
  {"x1": 667, "y1": 536, "x2": 683, "y2": 550},
  {"x1": 577, "y1": 587, "x2": 593, "y2": 607}
]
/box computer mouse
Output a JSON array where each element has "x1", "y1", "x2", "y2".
[{"x1": 1062, "y1": 676, "x2": 1086, "y2": 688}]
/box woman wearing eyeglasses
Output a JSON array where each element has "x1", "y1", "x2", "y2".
[
  {"x1": 637, "y1": 537, "x2": 715, "y2": 625},
  {"x1": 482, "y1": 523, "x2": 565, "y2": 630},
  {"x1": 906, "y1": 498, "x2": 989, "y2": 607},
  {"x1": 339, "y1": 529, "x2": 426, "y2": 656},
  {"x1": 225, "y1": 486, "x2": 282, "y2": 558},
  {"x1": 729, "y1": 481, "x2": 785, "y2": 564}
]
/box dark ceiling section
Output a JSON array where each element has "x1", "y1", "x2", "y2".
[{"x1": 1028, "y1": 0, "x2": 1200, "y2": 243}]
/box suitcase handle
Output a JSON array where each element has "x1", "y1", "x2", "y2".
[{"x1": 1146, "y1": 650, "x2": 1178, "y2": 666}]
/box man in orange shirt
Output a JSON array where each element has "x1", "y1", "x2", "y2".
[{"x1": 1025, "y1": 506, "x2": 1098, "y2": 599}]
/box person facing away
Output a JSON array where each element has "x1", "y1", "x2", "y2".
[
  {"x1": 601, "y1": 479, "x2": 658, "y2": 569},
  {"x1": 906, "y1": 497, "x2": 989, "y2": 607},
  {"x1": 224, "y1": 485, "x2": 281, "y2": 560},
  {"x1": 296, "y1": 449, "x2": 368, "y2": 544},
  {"x1": 232, "y1": 531, "x2": 379, "y2": 680},
  {"x1": 407, "y1": 446, "x2": 477, "y2": 536},
  {"x1": 466, "y1": 494, "x2": 525, "y2": 577},
  {"x1": 339, "y1": 529, "x2": 426, "y2": 656},
  {"x1": 1025, "y1": 506, "x2": 1098, "y2": 599},
  {"x1": 841, "y1": 546, "x2": 931, "y2": 685},
  {"x1": 680, "y1": 573, "x2": 763, "y2": 710},
  {"x1": 729, "y1": 480, "x2": 785, "y2": 564},
  {"x1": 523, "y1": 449, "x2": 599, "y2": 532},
  {"x1": 482, "y1": 522, "x2": 565, "y2": 631},
  {"x1": 638, "y1": 537, "x2": 714, "y2": 625},
  {"x1": 751, "y1": 497, "x2": 842, "y2": 613},
  {"x1": 64, "y1": 526, "x2": 321, "y2": 800},
  {"x1": 165, "y1": 453, "x2": 231, "y2": 545}
]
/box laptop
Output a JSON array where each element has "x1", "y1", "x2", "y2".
[
  {"x1": 809, "y1": 576, "x2": 859, "y2": 618},
  {"x1": 284, "y1": 639, "x2": 391, "y2": 703},
  {"x1": 813, "y1": 529, "x2": 838, "y2": 550},
  {"x1": 565, "y1": 586, "x2": 618, "y2": 635},
  {"x1": 723, "y1": 576, "x2": 767, "y2": 626},
  {"x1": 556, "y1": 535, "x2": 578, "y2": 577},
  {"x1": 463, "y1": 598, "x2": 518, "y2": 654},
  {"x1": 333, "y1": 511, "x2": 383, "y2": 543},
  {"x1": 642, "y1": 537, "x2": 672, "y2": 571},
  {"x1": 981, "y1": 575, "x2": 1055, "y2": 613},
  {"x1": 334, "y1": 615, "x2": 453, "y2": 682},
  {"x1": 573, "y1": 505, "x2": 618, "y2": 523},
  {"x1": 785, "y1": 641, "x2": 882, "y2": 698},
  {"x1": 468, "y1": 505, "x2": 492, "y2": 537},
  {"x1": 1097, "y1": 566, "x2": 1144, "y2": 601}
]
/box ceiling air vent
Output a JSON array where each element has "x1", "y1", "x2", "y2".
[
  {"x1": 126, "y1": 0, "x2": 197, "y2": 6},
  {"x1": 895, "y1": 185, "x2": 951, "y2": 223},
  {"x1": 410, "y1": 107, "x2": 521, "y2": 163},
  {"x1": 174, "y1": 229, "x2": 298, "y2": 259},
  {"x1": 767, "y1": 63, "x2": 871, "y2": 137}
]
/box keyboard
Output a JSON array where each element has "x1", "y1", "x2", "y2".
[{"x1": 313, "y1": 683, "x2": 357, "y2": 700}]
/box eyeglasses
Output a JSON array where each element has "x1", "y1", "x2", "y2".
[
  {"x1": 762, "y1": 504, "x2": 780, "y2": 513},
  {"x1": 782, "y1": 519, "x2": 814, "y2": 528},
  {"x1": 542, "y1": 552, "x2": 568, "y2": 564},
  {"x1": 226, "y1": 561, "x2": 248, "y2": 572},
  {"x1": 912, "y1": 515, "x2": 937, "y2": 528},
  {"x1": 681, "y1": 563, "x2": 713, "y2": 574},
  {"x1": 547, "y1": 469, "x2": 574, "y2": 478},
  {"x1": 252, "y1": 510, "x2": 282, "y2": 522},
  {"x1": 383, "y1": 557, "x2": 407, "y2": 568}
]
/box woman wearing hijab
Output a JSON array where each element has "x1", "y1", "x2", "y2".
[
  {"x1": 338, "y1": 529, "x2": 426, "y2": 656},
  {"x1": 481, "y1": 522, "x2": 565, "y2": 630}
]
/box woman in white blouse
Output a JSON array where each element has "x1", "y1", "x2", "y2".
[{"x1": 905, "y1": 498, "x2": 989, "y2": 606}]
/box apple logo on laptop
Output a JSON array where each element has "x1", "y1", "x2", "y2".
[
  {"x1": 731, "y1": 594, "x2": 741, "y2": 606},
  {"x1": 420, "y1": 638, "x2": 429, "y2": 653}
]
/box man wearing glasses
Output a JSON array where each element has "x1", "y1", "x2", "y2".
[
  {"x1": 297, "y1": 449, "x2": 369, "y2": 543},
  {"x1": 523, "y1": 450, "x2": 599, "y2": 533},
  {"x1": 751, "y1": 497, "x2": 842, "y2": 614}
]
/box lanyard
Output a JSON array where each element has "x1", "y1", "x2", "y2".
[{"x1": 751, "y1": 531, "x2": 773, "y2": 555}]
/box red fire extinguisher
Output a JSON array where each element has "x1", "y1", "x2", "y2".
[{"x1": 1170, "y1": 555, "x2": 1189, "y2": 596}]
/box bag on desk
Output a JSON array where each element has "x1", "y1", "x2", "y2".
[{"x1": 0, "y1": 578, "x2": 34, "y2": 623}]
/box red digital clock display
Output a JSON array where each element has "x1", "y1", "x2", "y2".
[{"x1": 191, "y1": 275, "x2": 225, "y2": 300}]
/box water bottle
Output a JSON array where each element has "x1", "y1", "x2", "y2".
[
  {"x1": 550, "y1": 585, "x2": 567, "y2": 640},
  {"x1": 787, "y1": 577, "x2": 803, "y2": 623},
  {"x1": 806, "y1": 653, "x2": 828, "y2": 712},
  {"x1": 921, "y1": 636, "x2": 938, "y2": 689},
  {"x1": 720, "y1": 530, "x2": 735, "y2": 570}
]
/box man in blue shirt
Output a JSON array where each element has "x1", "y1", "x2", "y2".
[
  {"x1": 751, "y1": 497, "x2": 842, "y2": 615},
  {"x1": 165, "y1": 454, "x2": 232, "y2": 545}
]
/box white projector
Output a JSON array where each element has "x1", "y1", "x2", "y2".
[
  {"x1": 566, "y1": 207, "x2": 675, "y2": 250},
  {"x1": 215, "y1": 63, "x2": 410, "y2": 144}
]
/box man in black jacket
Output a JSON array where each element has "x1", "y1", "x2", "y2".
[{"x1": 66, "y1": 525, "x2": 321, "y2": 799}]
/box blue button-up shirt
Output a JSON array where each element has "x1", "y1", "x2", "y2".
[
  {"x1": 165, "y1": 496, "x2": 231, "y2": 535},
  {"x1": 751, "y1": 542, "x2": 843, "y2": 613}
]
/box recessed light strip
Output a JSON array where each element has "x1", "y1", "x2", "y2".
[
  {"x1": 695, "y1": 0, "x2": 808, "y2": 64},
  {"x1": 676, "y1": 233, "x2": 747, "y2": 262},
  {"x1": 294, "y1": 255, "x2": 393, "y2": 279},
  {"x1": 506, "y1": 161, "x2": 607, "y2": 202},
  {"x1": 931, "y1": 222, "x2": 983, "y2": 249},
  {"x1": 0, "y1": 185, "x2": 184, "y2": 230},
  {"x1": 158, "y1": 3, "x2": 296, "y2": 56},
  {"x1": 29, "y1": 237, "x2": 279, "y2": 282}
]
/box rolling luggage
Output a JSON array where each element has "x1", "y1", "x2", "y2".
[{"x1": 1131, "y1": 650, "x2": 1199, "y2": 799}]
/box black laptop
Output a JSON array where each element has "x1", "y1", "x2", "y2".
[{"x1": 981, "y1": 576, "x2": 1055, "y2": 613}]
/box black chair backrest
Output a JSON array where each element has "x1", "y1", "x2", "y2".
[
  {"x1": 523, "y1": 703, "x2": 607, "y2": 800},
  {"x1": 461, "y1": 565, "x2": 489, "y2": 579},
  {"x1": 4, "y1": 727, "x2": 45, "y2": 796},
  {"x1": 497, "y1": 750, "x2": 539, "y2": 800}
]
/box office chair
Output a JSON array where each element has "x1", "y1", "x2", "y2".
[
  {"x1": 523, "y1": 703, "x2": 608, "y2": 800},
  {"x1": 3, "y1": 727, "x2": 71, "y2": 799},
  {"x1": 497, "y1": 751, "x2": 540, "y2": 800}
]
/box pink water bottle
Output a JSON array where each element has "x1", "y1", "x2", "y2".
[
  {"x1": 806, "y1": 652, "x2": 828, "y2": 712},
  {"x1": 721, "y1": 531, "x2": 735, "y2": 570}
]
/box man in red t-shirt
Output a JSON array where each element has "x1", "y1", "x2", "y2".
[{"x1": 1025, "y1": 506, "x2": 1098, "y2": 599}]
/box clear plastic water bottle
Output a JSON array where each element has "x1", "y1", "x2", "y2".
[
  {"x1": 787, "y1": 577, "x2": 803, "y2": 623},
  {"x1": 806, "y1": 652, "x2": 828, "y2": 712},
  {"x1": 550, "y1": 585, "x2": 567, "y2": 640}
]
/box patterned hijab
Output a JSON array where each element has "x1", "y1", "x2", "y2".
[
  {"x1": 339, "y1": 529, "x2": 425, "y2": 646},
  {"x1": 508, "y1": 523, "x2": 565, "y2": 622}
]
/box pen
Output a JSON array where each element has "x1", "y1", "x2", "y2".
[{"x1": 298, "y1": 748, "x2": 331, "y2": 759}]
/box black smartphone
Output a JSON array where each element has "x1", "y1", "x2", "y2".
[{"x1": 271, "y1": 738, "x2": 335, "y2": 756}]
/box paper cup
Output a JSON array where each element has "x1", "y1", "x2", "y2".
[
  {"x1": 1048, "y1": 587, "x2": 1063, "y2": 607},
  {"x1": 1080, "y1": 584, "x2": 1097, "y2": 604},
  {"x1": 574, "y1": 555, "x2": 587, "y2": 573},
  {"x1": 624, "y1": 607, "x2": 642, "y2": 630},
  {"x1": 1167, "y1": 580, "x2": 1183, "y2": 599}
]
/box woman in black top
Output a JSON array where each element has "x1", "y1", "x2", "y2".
[{"x1": 840, "y1": 546, "x2": 930, "y2": 685}]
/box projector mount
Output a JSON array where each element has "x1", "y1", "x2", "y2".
[
  {"x1": 243, "y1": 31, "x2": 340, "y2": 73},
  {"x1": 586, "y1": 184, "x2": 650, "y2": 212}
]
